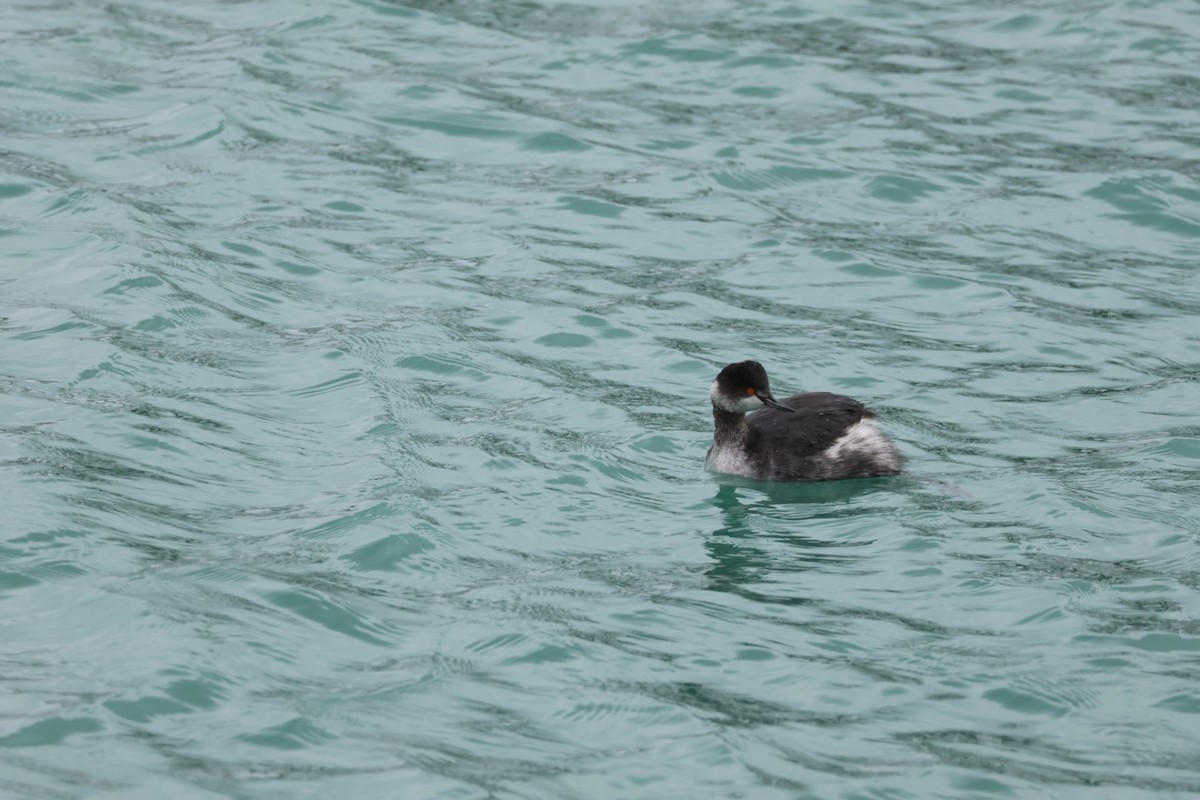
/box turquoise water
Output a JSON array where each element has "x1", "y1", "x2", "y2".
[{"x1": 3, "y1": 0, "x2": 1200, "y2": 796}]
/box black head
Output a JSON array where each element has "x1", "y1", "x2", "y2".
[{"x1": 710, "y1": 360, "x2": 794, "y2": 414}]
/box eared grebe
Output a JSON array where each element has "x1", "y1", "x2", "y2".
[{"x1": 705, "y1": 360, "x2": 904, "y2": 482}]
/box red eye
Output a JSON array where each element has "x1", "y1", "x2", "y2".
[{"x1": 746, "y1": 387, "x2": 756, "y2": 395}]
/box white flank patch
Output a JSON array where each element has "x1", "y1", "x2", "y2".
[{"x1": 823, "y1": 418, "x2": 901, "y2": 470}]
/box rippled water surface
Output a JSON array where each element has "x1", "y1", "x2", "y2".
[{"x1": 3, "y1": 0, "x2": 1200, "y2": 797}]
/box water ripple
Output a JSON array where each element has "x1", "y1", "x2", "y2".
[{"x1": 2, "y1": 0, "x2": 1199, "y2": 797}]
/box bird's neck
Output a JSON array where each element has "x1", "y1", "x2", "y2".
[{"x1": 712, "y1": 406, "x2": 750, "y2": 447}]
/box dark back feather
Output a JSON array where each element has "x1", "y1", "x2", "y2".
[{"x1": 745, "y1": 392, "x2": 867, "y2": 459}]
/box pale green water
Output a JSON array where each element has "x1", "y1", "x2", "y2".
[{"x1": 2, "y1": 0, "x2": 1200, "y2": 797}]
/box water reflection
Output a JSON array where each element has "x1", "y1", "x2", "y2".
[
  {"x1": 701, "y1": 478, "x2": 898, "y2": 601},
  {"x1": 708, "y1": 476, "x2": 898, "y2": 508}
]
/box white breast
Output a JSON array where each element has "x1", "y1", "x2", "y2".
[{"x1": 705, "y1": 443, "x2": 756, "y2": 478}]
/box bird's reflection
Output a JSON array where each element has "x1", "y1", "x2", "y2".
[{"x1": 702, "y1": 477, "x2": 897, "y2": 600}]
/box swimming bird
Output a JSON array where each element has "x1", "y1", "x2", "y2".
[{"x1": 705, "y1": 360, "x2": 904, "y2": 481}]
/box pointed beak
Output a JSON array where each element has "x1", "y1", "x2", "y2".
[{"x1": 759, "y1": 393, "x2": 794, "y2": 412}]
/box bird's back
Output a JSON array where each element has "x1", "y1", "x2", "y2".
[{"x1": 746, "y1": 392, "x2": 868, "y2": 459}]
